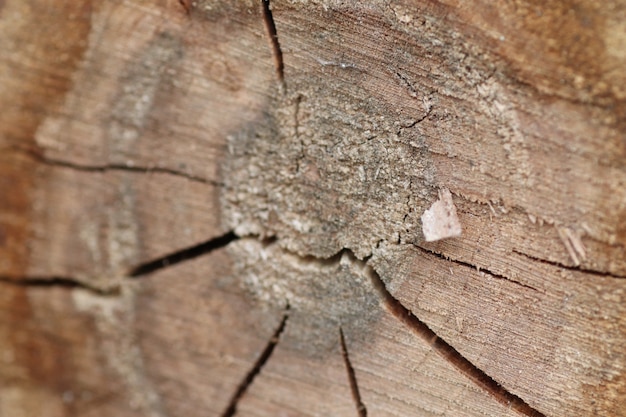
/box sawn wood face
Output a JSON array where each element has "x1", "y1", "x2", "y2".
[{"x1": 1, "y1": 1, "x2": 624, "y2": 416}]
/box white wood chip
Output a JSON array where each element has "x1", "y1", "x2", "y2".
[{"x1": 421, "y1": 188, "x2": 462, "y2": 242}]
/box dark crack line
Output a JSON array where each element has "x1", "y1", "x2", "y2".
[
  {"x1": 260, "y1": 0, "x2": 285, "y2": 90},
  {"x1": 365, "y1": 264, "x2": 547, "y2": 417},
  {"x1": 178, "y1": 0, "x2": 191, "y2": 14},
  {"x1": 339, "y1": 327, "x2": 368, "y2": 417},
  {"x1": 128, "y1": 231, "x2": 238, "y2": 277},
  {"x1": 16, "y1": 147, "x2": 223, "y2": 186},
  {"x1": 0, "y1": 275, "x2": 119, "y2": 296},
  {"x1": 513, "y1": 249, "x2": 626, "y2": 280},
  {"x1": 220, "y1": 309, "x2": 290, "y2": 417},
  {"x1": 395, "y1": 71, "x2": 419, "y2": 98},
  {"x1": 415, "y1": 245, "x2": 540, "y2": 292},
  {"x1": 396, "y1": 106, "x2": 433, "y2": 136}
]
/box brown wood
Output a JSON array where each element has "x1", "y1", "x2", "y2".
[{"x1": 1, "y1": 1, "x2": 625, "y2": 416}]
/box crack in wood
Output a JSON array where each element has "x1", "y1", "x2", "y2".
[
  {"x1": 220, "y1": 309, "x2": 290, "y2": 417},
  {"x1": 14, "y1": 147, "x2": 223, "y2": 186},
  {"x1": 0, "y1": 275, "x2": 119, "y2": 296},
  {"x1": 177, "y1": 0, "x2": 191, "y2": 15},
  {"x1": 415, "y1": 244, "x2": 541, "y2": 292},
  {"x1": 238, "y1": 239, "x2": 545, "y2": 416},
  {"x1": 4, "y1": 226, "x2": 549, "y2": 415},
  {"x1": 128, "y1": 231, "x2": 238, "y2": 277},
  {"x1": 396, "y1": 106, "x2": 433, "y2": 136},
  {"x1": 365, "y1": 262, "x2": 547, "y2": 417},
  {"x1": 512, "y1": 249, "x2": 626, "y2": 280},
  {"x1": 339, "y1": 327, "x2": 367, "y2": 417},
  {"x1": 260, "y1": 0, "x2": 285, "y2": 91},
  {"x1": 395, "y1": 71, "x2": 420, "y2": 99}
]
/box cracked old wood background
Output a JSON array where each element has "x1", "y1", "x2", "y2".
[{"x1": 1, "y1": 0, "x2": 625, "y2": 416}]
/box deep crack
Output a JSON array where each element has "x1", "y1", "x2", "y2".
[
  {"x1": 231, "y1": 238, "x2": 546, "y2": 416},
  {"x1": 5, "y1": 226, "x2": 549, "y2": 416},
  {"x1": 0, "y1": 275, "x2": 119, "y2": 296},
  {"x1": 231, "y1": 241, "x2": 379, "y2": 358},
  {"x1": 128, "y1": 231, "x2": 238, "y2": 277},
  {"x1": 220, "y1": 308, "x2": 290, "y2": 417},
  {"x1": 513, "y1": 249, "x2": 626, "y2": 280},
  {"x1": 260, "y1": 0, "x2": 285, "y2": 90},
  {"x1": 177, "y1": 0, "x2": 191, "y2": 14},
  {"x1": 339, "y1": 327, "x2": 367, "y2": 417},
  {"x1": 16, "y1": 147, "x2": 223, "y2": 186},
  {"x1": 415, "y1": 244, "x2": 540, "y2": 292},
  {"x1": 365, "y1": 262, "x2": 547, "y2": 417}
]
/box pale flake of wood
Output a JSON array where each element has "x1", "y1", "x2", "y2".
[
  {"x1": 557, "y1": 226, "x2": 587, "y2": 266},
  {"x1": 421, "y1": 188, "x2": 463, "y2": 242}
]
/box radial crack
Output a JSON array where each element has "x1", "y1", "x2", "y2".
[
  {"x1": 366, "y1": 264, "x2": 547, "y2": 417},
  {"x1": 513, "y1": 249, "x2": 626, "y2": 279},
  {"x1": 128, "y1": 231, "x2": 238, "y2": 277},
  {"x1": 339, "y1": 327, "x2": 367, "y2": 417},
  {"x1": 416, "y1": 245, "x2": 540, "y2": 292},
  {"x1": 178, "y1": 0, "x2": 191, "y2": 14},
  {"x1": 220, "y1": 310, "x2": 290, "y2": 417},
  {"x1": 395, "y1": 71, "x2": 419, "y2": 98},
  {"x1": 396, "y1": 106, "x2": 433, "y2": 136},
  {"x1": 260, "y1": 0, "x2": 285, "y2": 90},
  {"x1": 0, "y1": 275, "x2": 119, "y2": 296},
  {"x1": 17, "y1": 147, "x2": 222, "y2": 186}
]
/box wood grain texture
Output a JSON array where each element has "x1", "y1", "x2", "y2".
[
  {"x1": 0, "y1": 0, "x2": 270, "y2": 286},
  {"x1": 0, "y1": 282, "x2": 146, "y2": 417},
  {"x1": 1, "y1": 0, "x2": 625, "y2": 416},
  {"x1": 133, "y1": 246, "x2": 287, "y2": 417}
]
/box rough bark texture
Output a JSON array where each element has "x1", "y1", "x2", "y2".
[{"x1": 1, "y1": 1, "x2": 625, "y2": 417}]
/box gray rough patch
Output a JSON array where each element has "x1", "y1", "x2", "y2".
[
  {"x1": 228, "y1": 238, "x2": 380, "y2": 358},
  {"x1": 218, "y1": 4, "x2": 501, "y2": 260},
  {"x1": 221, "y1": 79, "x2": 435, "y2": 260}
]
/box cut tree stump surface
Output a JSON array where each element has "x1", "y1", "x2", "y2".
[{"x1": 1, "y1": 1, "x2": 625, "y2": 417}]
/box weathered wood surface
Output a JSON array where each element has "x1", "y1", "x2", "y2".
[{"x1": 1, "y1": 1, "x2": 625, "y2": 416}]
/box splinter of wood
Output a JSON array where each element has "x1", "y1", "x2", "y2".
[{"x1": 421, "y1": 188, "x2": 462, "y2": 242}]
